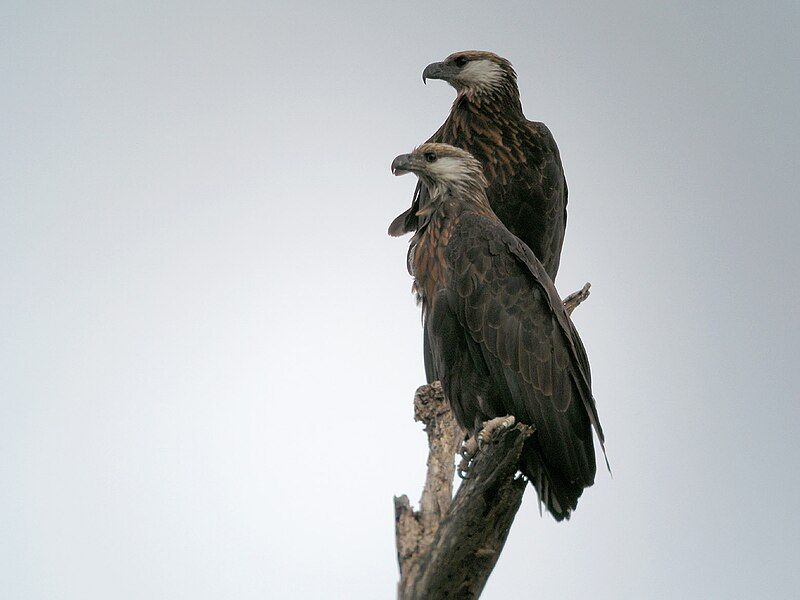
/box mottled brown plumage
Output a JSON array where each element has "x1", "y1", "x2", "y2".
[
  {"x1": 389, "y1": 51, "x2": 568, "y2": 280},
  {"x1": 391, "y1": 144, "x2": 606, "y2": 521}
]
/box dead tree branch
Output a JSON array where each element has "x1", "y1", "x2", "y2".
[
  {"x1": 394, "y1": 383, "x2": 533, "y2": 599},
  {"x1": 563, "y1": 282, "x2": 591, "y2": 315}
]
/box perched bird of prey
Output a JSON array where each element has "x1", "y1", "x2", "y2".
[
  {"x1": 391, "y1": 143, "x2": 605, "y2": 520},
  {"x1": 389, "y1": 50, "x2": 567, "y2": 281}
]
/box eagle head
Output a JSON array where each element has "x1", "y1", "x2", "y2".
[
  {"x1": 391, "y1": 143, "x2": 488, "y2": 193},
  {"x1": 422, "y1": 51, "x2": 517, "y2": 97}
]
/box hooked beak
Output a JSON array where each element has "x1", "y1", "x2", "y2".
[
  {"x1": 391, "y1": 153, "x2": 414, "y2": 176},
  {"x1": 422, "y1": 61, "x2": 452, "y2": 84}
]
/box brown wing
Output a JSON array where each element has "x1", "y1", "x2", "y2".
[
  {"x1": 486, "y1": 120, "x2": 567, "y2": 280},
  {"x1": 429, "y1": 212, "x2": 604, "y2": 519}
]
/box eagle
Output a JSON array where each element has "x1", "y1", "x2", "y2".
[
  {"x1": 389, "y1": 50, "x2": 567, "y2": 282},
  {"x1": 391, "y1": 143, "x2": 606, "y2": 520}
]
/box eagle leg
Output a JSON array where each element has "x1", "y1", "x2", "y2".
[{"x1": 477, "y1": 415, "x2": 516, "y2": 448}]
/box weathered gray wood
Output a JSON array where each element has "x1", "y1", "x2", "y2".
[
  {"x1": 563, "y1": 282, "x2": 591, "y2": 315},
  {"x1": 395, "y1": 383, "x2": 533, "y2": 599},
  {"x1": 395, "y1": 382, "x2": 464, "y2": 590}
]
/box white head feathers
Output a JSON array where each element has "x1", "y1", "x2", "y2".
[{"x1": 455, "y1": 59, "x2": 507, "y2": 93}]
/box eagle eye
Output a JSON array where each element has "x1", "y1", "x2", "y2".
[
  {"x1": 454, "y1": 56, "x2": 469, "y2": 68},
  {"x1": 424, "y1": 152, "x2": 437, "y2": 163}
]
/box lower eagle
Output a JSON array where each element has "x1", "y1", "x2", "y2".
[{"x1": 391, "y1": 143, "x2": 607, "y2": 520}]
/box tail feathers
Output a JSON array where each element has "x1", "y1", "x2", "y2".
[{"x1": 519, "y1": 442, "x2": 588, "y2": 522}]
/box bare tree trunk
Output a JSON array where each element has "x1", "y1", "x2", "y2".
[{"x1": 394, "y1": 383, "x2": 532, "y2": 599}]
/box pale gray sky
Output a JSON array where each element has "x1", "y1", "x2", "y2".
[{"x1": 2, "y1": 2, "x2": 799, "y2": 598}]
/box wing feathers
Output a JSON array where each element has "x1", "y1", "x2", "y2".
[{"x1": 439, "y1": 212, "x2": 605, "y2": 503}]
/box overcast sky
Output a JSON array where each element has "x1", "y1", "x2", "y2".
[{"x1": 2, "y1": 2, "x2": 799, "y2": 598}]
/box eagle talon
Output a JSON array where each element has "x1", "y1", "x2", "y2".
[
  {"x1": 460, "y1": 435, "x2": 478, "y2": 460},
  {"x1": 457, "y1": 454, "x2": 475, "y2": 479},
  {"x1": 457, "y1": 435, "x2": 479, "y2": 479}
]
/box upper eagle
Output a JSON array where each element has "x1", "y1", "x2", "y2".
[
  {"x1": 389, "y1": 50, "x2": 568, "y2": 281},
  {"x1": 391, "y1": 143, "x2": 605, "y2": 521}
]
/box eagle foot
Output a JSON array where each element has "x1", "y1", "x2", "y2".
[
  {"x1": 457, "y1": 417, "x2": 515, "y2": 478},
  {"x1": 477, "y1": 415, "x2": 516, "y2": 448}
]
